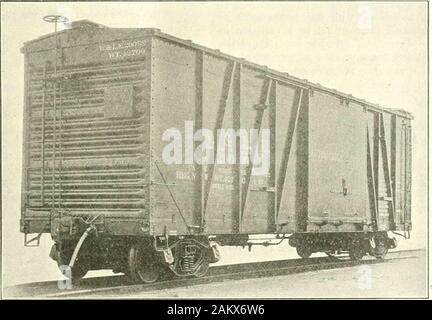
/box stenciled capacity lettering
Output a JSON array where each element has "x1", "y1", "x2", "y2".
[{"x1": 99, "y1": 39, "x2": 146, "y2": 59}]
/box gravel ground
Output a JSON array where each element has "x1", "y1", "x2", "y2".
[{"x1": 123, "y1": 251, "x2": 428, "y2": 299}]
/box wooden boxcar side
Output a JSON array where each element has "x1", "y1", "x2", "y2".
[
  {"x1": 148, "y1": 33, "x2": 412, "y2": 236},
  {"x1": 149, "y1": 36, "x2": 308, "y2": 236}
]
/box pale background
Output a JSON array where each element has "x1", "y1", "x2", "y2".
[{"x1": 1, "y1": 2, "x2": 428, "y2": 289}]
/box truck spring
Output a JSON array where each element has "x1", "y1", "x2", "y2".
[{"x1": 180, "y1": 254, "x2": 195, "y2": 272}]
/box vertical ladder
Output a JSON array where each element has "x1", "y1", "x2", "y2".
[
  {"x1": 43, "y1": 15, "x2": 68, "y2": 209},
  {"x1": 40, "y1": 65, "x2": 47, "y2": 206}
]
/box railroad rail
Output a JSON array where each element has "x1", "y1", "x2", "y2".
[{"x1": 4, "y1": 249, "x2": 422, "y2": 298}]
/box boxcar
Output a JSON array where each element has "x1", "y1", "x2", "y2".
[{"x1": 20, "y1": 18, "x2": 412, "y2": 283}]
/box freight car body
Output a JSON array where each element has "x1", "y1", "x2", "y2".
[{"x1": 21, "y1": 19, "x2": 412, "y2": 283}]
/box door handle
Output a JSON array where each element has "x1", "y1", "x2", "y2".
[{"x1": 330, "y1": 179, "x2": 349, "y2": 196}]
